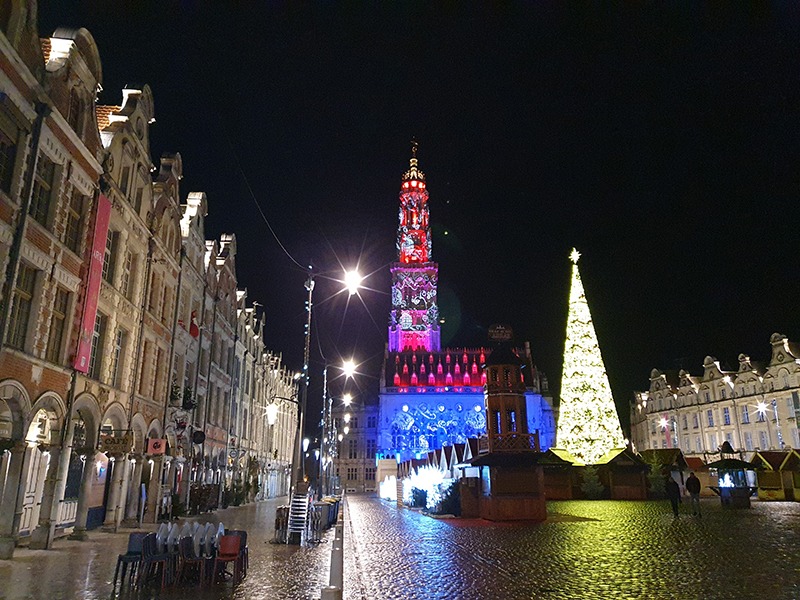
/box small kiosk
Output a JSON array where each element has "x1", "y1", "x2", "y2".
[{"x1": 705, "y1": 457, "x2": 756, "y2": 508}]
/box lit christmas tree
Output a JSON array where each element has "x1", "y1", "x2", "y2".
[{"x1": 556, "y1": 248, "x2": 625, "y2": 464}]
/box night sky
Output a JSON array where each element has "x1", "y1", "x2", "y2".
[{"x1": 40, "y1": 3, "x2": 800, "y2": 432}]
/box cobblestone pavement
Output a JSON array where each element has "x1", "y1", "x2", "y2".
[
  {"x1": 0, "y1": 498, "x2": 333, "y2": 600},
  {"x1": 344, "y1": 495, "x2": 800, "y2": 600}
]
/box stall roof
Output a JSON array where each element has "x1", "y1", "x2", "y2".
[
  {"x1": 596, "y1": 448, "x2": 647, "y2": 467},
  {"x1": 639, "y1": 449, "x2": 688, "y2": 469},
  {"x1": 469, "y1": 451, "x2": 548, "y2": 468},
  {"x1": 685, "y1": 456, "x2": 707, "y2": 471},
  {"x1": 749, "y1": 451, "x2": 790, "y2": 471},
  {"x1": 780, "y1": 449, "x2": 800, "y2": 471}
]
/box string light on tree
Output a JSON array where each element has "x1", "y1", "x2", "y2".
[{"x1": 556, "y1": 248, "x2": 625, "y2": 464}]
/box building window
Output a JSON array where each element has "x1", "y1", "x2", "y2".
[
  {"x1": 756, "y1": 408, "x2": 766, "y2": 423},
  {"x1": 347, "y1": 467, "x2": 357, "y2": 481},
  {"x1": 45, "y1": 287, "x2": 69, "y2": 363},
  {"x1": 706, "y1": 409, "x2": 714, "y2": 428},
  {"x1": 348, "y1": 439, "x2": 358, "y2": 459},
  {"x1": 120, "y1": 251, "x2": 136, "y2": 300},
  {"x1": 63, "y1": 189, "x2": 85, "y2": 254},
  {"x1": 759, "y1": 430, "x2": 768, "y2": 449},
  {"x1": 692, "y1": 414, "x2": 699, "y2": 429},
  {"x1": 102, "y1": 230, "x2": 119, "y2": 284},
  {"x1": 120, "y1": 166, "x2": 130, "y2": 197},
  {"x1": 365, "y1": 467, "x2": 376, "y2": 481},
  {"x1": 741, "y1": 405, "x2": 750, "y2": 424},
  {"x1": 29, "y1": 153, "x2": 56, "y2": 226},
  {"x1": 682, "y1": 415, "x2": 688, "y2": 430},
  {"x1": 744, "y1": 432, "x2": 753, "y2": 451},
  {"x1": 67, "y1": 89, "x2": 83, "y2": 135},
  {"x1": 111, "y1": 328, "x2": 127, "y2": 388},
  {"x1": 88, "y1": 312, "x2": 107, "y2": 380},
  {"x1": 351, "y1": 417, "x2": 358, "y2": 430},
  {"x1": 367, "y1": 416, "x2": 377, "y2": 429},
  {"x1": 725, "y1": 432, "x2": 734, "y2": 447},
  {"x1": 695, "y1": 436, "x2": 702, "y2": 453},
  {"x1": 723, "y1": 407, "x2": 730, "y2": 426},
  {"x1": 0, "y1": 129, "x2": 17, "y2": 194},
  {"x1": 6, "y1": 264, "x2": 36, "y2": 349},
  {"x1": 366, "y1": 438, "x2": 376, "y2": 458},
  {"x1": 709, "y1": 434, "x2": 717, "y2": 450},
  {"x1": 133, "y1": 184, "x2": 144, "y2": 213}
]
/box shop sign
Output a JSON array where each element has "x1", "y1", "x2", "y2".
[{"x1": 100, "y1": 432, "x2": 133, "y2": 454}]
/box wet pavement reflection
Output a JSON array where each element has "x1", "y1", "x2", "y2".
[
  {"x1": 344, "y1": 496, "x2": 800, "y2": 600},
  {"x1": 0, "y1": 498, "x2": 332, "y2": 600}
]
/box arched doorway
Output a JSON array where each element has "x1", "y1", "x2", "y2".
[{"x1": 19, "y1": 392, "x2": 65, "y2": 536}]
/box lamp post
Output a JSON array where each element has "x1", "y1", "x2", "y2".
[
  {"x1": 293, "y1": 268, "x2": 362, "y2": 496},
  {"x1": 319, "y1": 361, "x2": 357, "y2": 498}
]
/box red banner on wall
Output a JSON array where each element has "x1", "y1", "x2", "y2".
[{"x1": 73, "y1": 193, "x2": 111, "y2": 373}]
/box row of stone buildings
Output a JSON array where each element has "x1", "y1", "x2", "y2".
[
  {"x1": 0, "y1": 4, "x2": 298, "y2": 558},
  {"x1": 630, "y1": 333, "x2": 800, "y2": 458}
]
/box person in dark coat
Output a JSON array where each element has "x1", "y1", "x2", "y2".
[
  {"x1": 665, "y1": 477, "x2": 681, "y2": 518},
  {"x1": 685, "y1": 471, "x2": 702, "y2": 517}
]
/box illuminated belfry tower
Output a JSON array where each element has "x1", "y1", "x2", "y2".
[{"x1": 388, "y1": 142, "x2": 441, "y2": 352}]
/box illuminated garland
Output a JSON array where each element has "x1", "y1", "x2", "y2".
[{"x1": 556, "y1": 249, "x2": 625, "y2": 464}]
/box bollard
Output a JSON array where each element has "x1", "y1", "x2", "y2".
[
  {"x1": 329, "y1": 534, "x2": 344, "y2": 590},
  {"x1": 320, "y1": 585, "x2": 342, "y2": 600}
]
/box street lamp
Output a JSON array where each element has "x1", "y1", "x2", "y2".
[
  {"x1": 294, "y1": 266, "x2": 362, "y2": 498},
  {"x1": 344, "y1": 270, "x2": 362, "y2": 296},
  {"x1": 318, "y1": 359, "x2": 358, "y2": 498}
]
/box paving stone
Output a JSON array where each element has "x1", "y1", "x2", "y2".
[
  {"x1": 0, "y1": 498, "x2": 332, "y2": 600},
  {"x1": 343, "y1": 495, "x2": 800, "y2": 600}
]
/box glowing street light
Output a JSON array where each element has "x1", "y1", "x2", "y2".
[
  {"x1": 342, "y1": 393, "x2": 352, "y2": 406},
  {"x1": 344, "y1": 269, "x2": 362, "y2": 296},
  {"x1": 342, "y1": 359, "x2": 356, "y2": 379}
]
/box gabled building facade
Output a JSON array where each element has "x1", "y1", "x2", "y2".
[{"x1": 631, "y1": 333, "x2": 800, "y2": 458}]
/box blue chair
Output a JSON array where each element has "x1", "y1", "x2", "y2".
[
  {"x1": 138, "y1": 532, "x2": 172, "y2": 589},
  {"x1": 113, "y1": 532, "x2": 147, "y2": 590}
]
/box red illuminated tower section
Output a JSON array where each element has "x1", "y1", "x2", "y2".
[{"x1": 388, "y1": 144, "x2": 441, "y2": 352}]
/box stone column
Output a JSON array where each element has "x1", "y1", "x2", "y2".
[
  {"x1": 144, "y1": 456, "x2": 164, "y2": 523},
  {"x1": 101, "y1": 454, "x2": 126, "y2": 530},
  {"x1": 0, "y1": 443, "x2": 27, "y2": 559},
  {"x1": 29, "y1": 445, "x2": 63, "y2": 549},
  {"x1": 122, "y1": 455, "x2": 144, "y2": 526},
  {"x1": 69, "y1": 452, "x2": 95, "y2": 540},
  {"x1": 114, "y1": 455, "x2": 131, "y2": 530}
]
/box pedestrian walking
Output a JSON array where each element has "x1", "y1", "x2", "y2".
[
  {"x1": 685, "y1": 471, "x2": 701, "y2": 517},
  {"x1": 665, "y1": 477, "x2": 681, "y2": 518}
]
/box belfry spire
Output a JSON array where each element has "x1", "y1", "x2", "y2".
[{"x1": 388, "y1": 142, "x2": 440, "y2": 352}]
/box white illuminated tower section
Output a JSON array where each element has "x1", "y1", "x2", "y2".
[
  {"x1": 556, "y1": 248, "x2": 625, "y2": 464},
  {"x1": 388, "y1": 143, "x2": 440, "y2": 352}
]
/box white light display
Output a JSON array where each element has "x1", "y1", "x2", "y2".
[{"x1": 555, "y1": 249, "x2": 625, "y2": 465}]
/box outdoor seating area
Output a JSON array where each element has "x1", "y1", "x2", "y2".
[{"x1": 112, "y1": 521, "x2": 248, "y2": 592}]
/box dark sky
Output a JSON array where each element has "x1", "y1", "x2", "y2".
[{"x1": 41, "y1": 2, "x2": 800, "y2": 432}]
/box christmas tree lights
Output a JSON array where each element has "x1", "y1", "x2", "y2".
[{"x1": 556, "y1": 248, "x2": 625, "y2": 464}]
